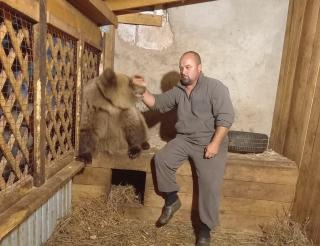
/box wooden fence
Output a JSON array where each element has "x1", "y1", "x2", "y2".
[{"x1": 0, "y1": 0, "x2": 101, "y2": 208}]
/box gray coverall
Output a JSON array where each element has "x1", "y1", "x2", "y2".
[{"x1": 151, "y1": 72, "x2": 234, "y2": 229}]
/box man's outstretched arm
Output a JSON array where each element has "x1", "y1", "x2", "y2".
[{"x1": 132, "y1": 75, "x2": 155, "y2": 108}]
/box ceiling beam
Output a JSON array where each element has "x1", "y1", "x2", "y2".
[
  {"x1": 67, "y1": 0, "x2": 118, "y2": 26},
  {"x1": 117, "y1": 13, "x2": 162, "y2": 26},
  {"x1": 104, "y1": 0, "x2": 183, "y2": 11}
]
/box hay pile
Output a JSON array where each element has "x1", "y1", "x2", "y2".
[
  {"x1": 45, "y1": 185, "x2": 313, "y2": 246},
  {"x1": 260, "y1": 211, "x2": 313, "y2": 246}
]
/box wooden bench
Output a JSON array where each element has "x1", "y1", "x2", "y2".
[{"x1": 72, "y1": 148, "x2": 298, "y2": 231}]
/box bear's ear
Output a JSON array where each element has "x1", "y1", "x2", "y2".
[{"x1": 100, "y1": 68, "x2": 117, "y2": 87}]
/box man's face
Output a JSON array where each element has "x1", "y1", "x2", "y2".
[{"x1": 179, "y1": 54, "x2": 202, "y2": 86}]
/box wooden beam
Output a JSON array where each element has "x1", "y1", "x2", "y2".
[
  {"x1": 269, "y1": 0, "x2": 307, "y2": 154},
  {"x1": 2, "y1": 0, "x2": 39, "y2": 21},
  {"x1": 0, "y1": 161, "x2": 84, "y2": 241},
  {"x1": 32, "y1": 0, "x2": 47, "y2": 187},
  {"x1": 47, "y1": 0, "x2": 102, "y2": 50},
  {"x1": 117, "y1": 13, "x2": 162, "y2": 26},
  {"x1": 104, "y1": 0, "x2": 182, "y2": 11},
  {"x1": 283, "y1": 0, "x2": 320, "y2": 164},
  {"x1": 0, "y1": 177, "x2": 33, "y2": 215},
  {"x1": 74, "y1": 40, "x2": 83, "y2": 158},
  {"x1": 103, "y1": 25, "x2": 115, "y2": 70},
  {"x1": 67, "y1": 0, "x2": 117, "y2": 26}
]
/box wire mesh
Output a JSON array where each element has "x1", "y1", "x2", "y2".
[
  {"x1": 0, "y1": 3, "x2": 34, "y2": 192},
  {"x1": 45, "y1": 25, "x2": 77, "y2": 165},
  {"x1": 82, "y1": 42, "x2": 101, "y2": 85}
]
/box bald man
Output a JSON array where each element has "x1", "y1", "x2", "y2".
[{"x1": 133, "y1": 51, "x2": 234, "y2": 246}]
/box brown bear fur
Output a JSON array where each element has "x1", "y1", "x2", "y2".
[{"x1": 78, "y1": 68, "x2": 149, "y2": 163}]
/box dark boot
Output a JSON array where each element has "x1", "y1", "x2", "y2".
[
  {"x1": 157, "y1": 197, "x2": 181, "y2": 226},
  {"x1": 196, "y1": 222, "x2": 211, "y2": 246}
]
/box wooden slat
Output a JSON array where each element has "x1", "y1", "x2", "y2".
[
  {"x1": 0, "y1": 160, "x2": 84, "y2": 241},
  {"x1": 47, "y1": 0, "x2": 102, "y2": 50},
  {"x1": 292, "y1": 71, "x2": 320, "y2": 242},
  {"x1": 72, "y1": 183, "x2": 110, "y2": 204},
  {"x1": 269, "y1": 0, "x2": 294, "y2": 152},
  {"x1": 102, "y1": 25, "x2": 115, "y2": 70},
  {"x1": 0, "y1": 176, "x2": 33, "y2": 214},
  {"x1": 2, "y1": 0, "x2": 39, "y2": 21},
  {"x1": 117, "y1": 13, "x2": 162, "y2": 26},
  {"x1": 74, "y1": 41, "x2": 83, "y2": 156},
  {"x1": 283, "y1": 0, "x2": 320, "y2": 164},
  {"x1": 270, "y1": 1, "x2": 320, "y2": 244},
  {"x1": 104, "y1": 0, "x2": 182, "y2": 11},
  {"x1": 95, "y1": 150, "x2": 297, "y2": 185},
  {"x1": 144, "y1": 190, "x2": 291, "y2": 217},
  {"x1": 67, "y1": 0, "x2": 117, "y2": 26},
  {"x1": 269, "y1": 0, "x2": 307, "y2": 154},
  {"x1": 145, "y1": 177, "x2": 296, "y2": 203},
  {"x1": 45, "y1": 151, "x2": 74, "y2": 179},
  {"x1": 32, "y1": 3, "x2": 46, "y2": 186},
  {"x1": 72, "y1": 166, "x2": 111, "y2": 186},
  {"x1": 224, "y1": 160, "x2": 298, "y2": 185},
  {"x1": 225, "y1": 180, "x2": 294, "y2": 202},
  {"x1": 122, "y1": 204, "x2": 275, "y2": 231}
]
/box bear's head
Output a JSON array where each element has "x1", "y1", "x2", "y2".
[{"x1": 96, "y1": 68, "x2": 146, "y2": 109}]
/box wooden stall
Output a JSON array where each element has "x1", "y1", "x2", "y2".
[
  {"x1": 0, "y1": 0, "x2": 116, "y2": 244},
  {"x1": 76, "y1": 149, "x2": 298, "y2": 231},
  {"x1": 1, "y1": 0, "x2": 320, "y2": 245}
]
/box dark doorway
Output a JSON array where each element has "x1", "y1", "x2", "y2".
[{"x1": 111, "y1": 169, "x2": 146, "y2": 204}]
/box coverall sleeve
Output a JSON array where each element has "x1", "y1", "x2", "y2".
[
  {"x1": 151, "y1": 87, "x2": 179, "y2": 113},
  {"x1": 211, "y1": 84, "x2": 234, "y2": 129}
]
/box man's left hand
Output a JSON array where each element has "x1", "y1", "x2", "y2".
[{"x1": 204, "y1": 142, "x2": 219, "y2": 159}]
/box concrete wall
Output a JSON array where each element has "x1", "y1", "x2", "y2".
[{"x1": 113, "y1": 0, "x2": 289, "y2": 147}]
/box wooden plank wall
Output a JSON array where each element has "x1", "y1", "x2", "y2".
[
  {"x1": 270, "y1": 0, "x2": 320, "y2": 244},
  {"x1": 0, "y1": 181, "x2": 72, "y2": 246}
]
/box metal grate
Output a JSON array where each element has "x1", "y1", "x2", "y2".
[
  {"x1": 45, "y1": 25, "x2": 77, "y2": 165},
  {"x1": 0, "y1": 4, "x2": 34, "y2": 192},
  {"x1": 81, "y1": 42, "x2": 101, "y2": 85}
]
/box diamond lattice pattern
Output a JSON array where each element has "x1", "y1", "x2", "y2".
[
  {"x1": 0, "y1": 9, "x2": 33, "y2": 192},
  {"x1": 45, "y1": 29, "x2": 76, "y2": 164},
  {"x1": 81, "y1": 43, "x2": 101, "y2": 85}
]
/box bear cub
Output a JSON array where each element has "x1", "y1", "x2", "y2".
[{"x1": 78, "y1": 68, "x2": 150, "y2": 164}]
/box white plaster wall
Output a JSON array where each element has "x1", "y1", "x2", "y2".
[{"x1": 113, "y1": 0, "x2": 289, "y2": 141}]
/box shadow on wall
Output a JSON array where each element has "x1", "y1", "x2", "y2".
[{"x1": 143, "y1": 71, "x2": 180, "y2": 142}]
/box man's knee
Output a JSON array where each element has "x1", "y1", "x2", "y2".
[
  {"x1": 198, "y1": 165, "x2": 225, "y2": 188},
  {"x1": 154, "y1": 150, "x2": 167, "y2": 167}
]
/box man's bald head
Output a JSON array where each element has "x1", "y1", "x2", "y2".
[
  {"x1": 180, "y1": 51, "x2": 202, "y2": 65},
  {"x1": 179, "y1": 51, "x2": 202, "y2": 86}
]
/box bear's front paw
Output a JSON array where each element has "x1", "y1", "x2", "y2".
[
  {"x1": 76, "y1": 152, "x2": 92, "y2": 165},
  {"x1": 128, "y1": 146, "x2": 142, "y2": 159}
]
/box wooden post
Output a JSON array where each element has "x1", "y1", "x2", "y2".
[
  {"x1": 282, "y1": 0, "x2": 320, "y2": 164},
  {"x1": 74, "y1": 40, "x2": 84, "y2": 156},
  {"x1": 269, "y1": 0, "x2": 307, "y2": 154},
  {"x1": 270, "y1": 0, "x2": 320, "y2": 244},
  {"x1": 33, "y1": 0, "x2": 47, "y2": 186},
  {"x1": 102, "y1": 25, "x2": 115, "y2": 70}
]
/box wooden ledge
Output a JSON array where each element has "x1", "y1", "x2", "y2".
[
  {"x1": 0, "y1": 160, "x2": 84, "y2": 241},
  {"x1": 91, "y1": 148, "x2": 298, "y2": 185}
]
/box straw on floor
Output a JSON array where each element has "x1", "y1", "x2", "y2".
[{"x1": 45, "y1": 185, "x2": 313, "y2": 246}]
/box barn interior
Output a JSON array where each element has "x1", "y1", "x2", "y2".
[{"x1": 0, "y1": 0, "x2": 319, "y2": 245}]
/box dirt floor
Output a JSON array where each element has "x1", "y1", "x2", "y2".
[{"x1": 45, "y1": 185, "x2": 313, "y2": 246}]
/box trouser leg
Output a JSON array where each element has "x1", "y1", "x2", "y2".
[
  {"x1": 190, "y1": 142, "x2": 228, "y2": 229},
  {"x1": 154, "y1": 137, "x2": 189, "y2": 193}
]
